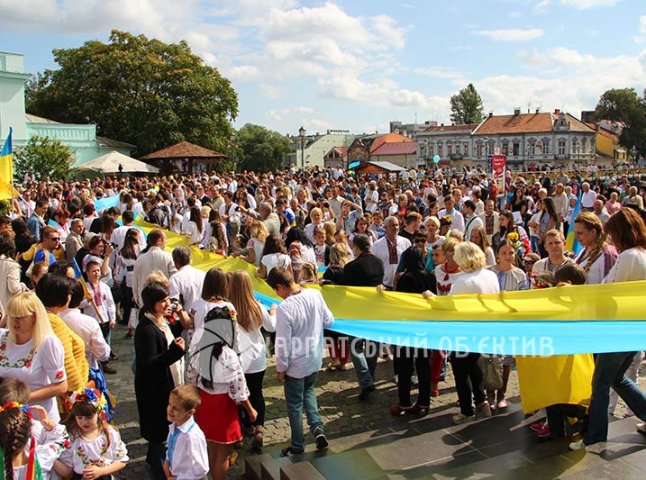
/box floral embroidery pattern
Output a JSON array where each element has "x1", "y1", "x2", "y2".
[
  {"x1": 0, "y1": 334, "x2": 36, "y2": 369},
  {"x1": 76, "y1": 437, "x2": 109, "y2": 467}
]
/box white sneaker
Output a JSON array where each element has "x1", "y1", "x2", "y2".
[
  {"x1": 568, "y1": 439, "x2": 586, "y2": 451},
  {"x1": 636, "y1": 422, "x2": 646, "y2": 433},
  {"x1": 411, "y1": 375, "x2": 419, "y2": 386}
]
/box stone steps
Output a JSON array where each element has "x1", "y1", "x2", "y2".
[{"x1": 243, "y1": 407, "x2": 646, "y2": 480}]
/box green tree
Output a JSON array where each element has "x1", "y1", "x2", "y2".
[
  {"x1": 450, "y1": 83, "x2": 484, "y2": 125},
  {"x1": 26, "y1": 30, "x2": 238, "y2": 156},
  {"x1": 595, "y1": 88, "x2": 646, "y2": 158},
  {"x1": 235, "y1": 124, "x2": 291, "y2": 172},
  {"x1": 15, "y1": 136, "x2": 73, "y2": 181}
]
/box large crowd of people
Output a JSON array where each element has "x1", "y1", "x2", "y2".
[{"x1": 1, "y1": 163, "x2": 646, "y2": 479}]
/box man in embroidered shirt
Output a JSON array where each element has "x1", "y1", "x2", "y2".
[
  {"x1": 268, "y1": 268, "x2": 334, "y2": 457},
  {"x1": 164, "y1": 385, "x2": 208, "y2": 480},
  {"x1": 370, "y1": 216, "x2": 411, "y2": 289}
]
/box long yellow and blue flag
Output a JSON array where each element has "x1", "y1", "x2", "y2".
[
  {"x1": 0, "y1": 128, "x2": 14, "y2": 200},
  {"x1": 132, "y1": 217, "x2": 646, "y2": 356}
]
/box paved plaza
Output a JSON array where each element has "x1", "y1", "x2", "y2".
[{"x1": 108, "y1": 322, "x2": 645, "y2": 479}]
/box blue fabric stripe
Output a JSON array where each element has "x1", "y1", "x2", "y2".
[{"x1": 328, "y1": 319, "x2": 646, "y2": 355}]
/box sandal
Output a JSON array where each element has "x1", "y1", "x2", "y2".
[{"x1": 389, "y1": 404, "x2": 413, "y2": 416}]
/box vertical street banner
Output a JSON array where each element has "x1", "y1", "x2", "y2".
[{"x1": 490, "y1": 154, "x2": 506, "y2": 197}]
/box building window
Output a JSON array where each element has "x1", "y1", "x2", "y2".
[
  {"x1": 428, "y1": 145, "x2": 434, "y2": 156},
  {"x1": 513, "y1": 142, "x2": 520, "y2": 156},
  {"x1": 476, "y1": 143, "x2": 483, "y2": 157},
  {"x1": 464, "y1": 143, "x2": 469, "y2": 156},
  {"x1": 543, "y1": 140, "x2": 550, "y2": 155},
  {"x1": 528, "y1": 143, "x2": 535, "y2": 156},
  {"x1": 447, "y1": 144, "x2": 453, "y2": 155},
  {"x1": 456, "y1": 144, "x2": 461, "y2": 155},
  {"x1": 558, "y1": 139, "x2": 566, "y2": 155},
  {"x1": 502, "y1": 143, "x2": 508, "y2": 155}
]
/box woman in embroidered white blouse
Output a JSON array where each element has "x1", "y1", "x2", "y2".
[{"x1": 0, "y1": 292, "x2": 67, "y2": 422}]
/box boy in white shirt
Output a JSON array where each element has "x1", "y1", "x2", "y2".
[{"x1": 163, "y1": 385, "x2": 209, "y2": 480}]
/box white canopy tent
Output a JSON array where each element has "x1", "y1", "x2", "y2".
[{"x1": 82, "y1": 151, "x2": 159, "y2": 174}]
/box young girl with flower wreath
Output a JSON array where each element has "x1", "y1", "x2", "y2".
[{"x1": 54, "y1": 388, "x2": 128, "y2": 480}]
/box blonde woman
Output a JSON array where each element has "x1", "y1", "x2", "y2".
[
  {"x1": 0, "y1": 291, "x2": 67, "y2": 421},
  {"x1": 470, "y1": 225, "x2": 495, "y2": 267},
  {"x1": 573, "y1": 211, "x2": 618, "y2": 285},
  {"x1": 449, "y1": 242, "x2": 499, "y2": 424},
  {"x1": 238, "y1": 220, "x2": 268, "y2": 267},
  {"x1": 227, "y1": 271, "x2": 276, "y2": 450}
]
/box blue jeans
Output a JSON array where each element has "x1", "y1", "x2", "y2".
[
  {"x1": 349, "y1": 338, "x2": 378, "y2": 388},
  {"x1": 584, "y1": 352, "x2": 646, "y2": 445},
  {"x1": 284, "y1": 372, "x2": 323, "y2": 452}
]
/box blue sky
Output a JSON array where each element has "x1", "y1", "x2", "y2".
[{"x1": 0, "y1": 0, "x2": 644, "y2": 137}]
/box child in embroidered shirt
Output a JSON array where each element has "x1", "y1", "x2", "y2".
[
  {"x1": 163, "y1": 385, "x2": 209, "y2": 480},
  {"x1": 54, "y1": 388, "x2": 128, "y2": 480},
  {"x1": 0, "y1": 378, "x2": 69, "y2": 480},
  {"x1": 0, "y1": 400, "x2": 36, "y2": 480},
  {"x1": 83, "y1": 261, "x2": 116, "y2": 369}
]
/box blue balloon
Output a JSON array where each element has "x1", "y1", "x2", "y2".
[{"x1": 432, "y1": 154, "x2": 440, "y2": 164}]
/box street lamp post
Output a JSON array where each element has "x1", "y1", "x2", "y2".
[{"x1": 298, "y1": 126, "x2": 306, "y2": 170}]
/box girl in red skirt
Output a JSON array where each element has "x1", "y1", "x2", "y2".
[{"x1": 187, "y1": 268, "x2": 257, "y2": 480}]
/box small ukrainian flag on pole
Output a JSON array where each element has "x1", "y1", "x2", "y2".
[{"x1": 0, "y1": 127, "x2": 14, "y2": 200}]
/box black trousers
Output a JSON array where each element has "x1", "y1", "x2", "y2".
[
  {"x1": 546, "y1": 404, "x2": 587, "y2": 437},
  {"x1": 146, "y1": 441, "x2": 166, "y2": 480},
  {"x1": 451, "y1": 353, "x2": 485, "y2": 416},
  {"x1": 395, "y1": 347, "x2": 431, "y2": 407},
  {"x1": 122, "y1": 284, "x2": 134, "y2": 325},
  {"x1": 244, "y1": 370, "x2": 266, "y2": 427}
]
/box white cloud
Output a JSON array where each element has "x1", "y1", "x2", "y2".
[
  {"x1": 535, "y1": 0, "x2": 620, "y2": 9},
  {"x1": 0, "y1": 0, "x2": 195, "y2": 36},
  {"x1": 414, "y1": 66, "x2": 466, "y2": 82},
  {"x1": 636, "y1": 15, "x2": 646, "y2": 43},
  {"x1": 482, "y1": 47, "x2": 646, "y2": 122},
  {"x1": 268, "y1": 105, "x2": 316, "y2": 121},
  {"x1": 476, "y1": 28, "x2": 544, "y2": 42},
  {"x1": 318, "y1": 72, "x2": 447, "y2": 116},
  {"x1": 560, "y1": 0, "x2": 621, "y2": 8}
]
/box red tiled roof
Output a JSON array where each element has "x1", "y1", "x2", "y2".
[
  {"x1": 371, "y1": 142, "x2": 417, "y2": 156},
  {"x1": 370, "y1": 132, "x2": 413, "y2": 153},
  {"x1": 473, "y1": 112, "x2": 594, "y2": 135},
  {"x1": 140, "y1": 141, "x2": 228, "y2": 160},
  {"x1": 425, "y1": 124, "x2": 477, "y2": 133},
  {"x1": 333, "y1": 146, "x2": 348, "y2": 155}
]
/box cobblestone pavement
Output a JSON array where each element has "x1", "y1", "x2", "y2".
[{"x1": 108, "y1": 323, "x2": 637, "y2": 479}]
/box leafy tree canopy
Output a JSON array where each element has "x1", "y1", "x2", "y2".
[
  {"x1": 450, "y1": 83, "x2": 484, "y2": 125},
  {"x1": 595, "y1": 88, "x2": 646, "y2": 158},
  {"x1": 15, "y1": 136, "x2": 73, "y2": 181},
  {"x1": 235, "y1": 124, "x2": 291, "y2": 172},
  {"x1": 26, "y1": 30, "x2": 238, "y2": 157}
]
